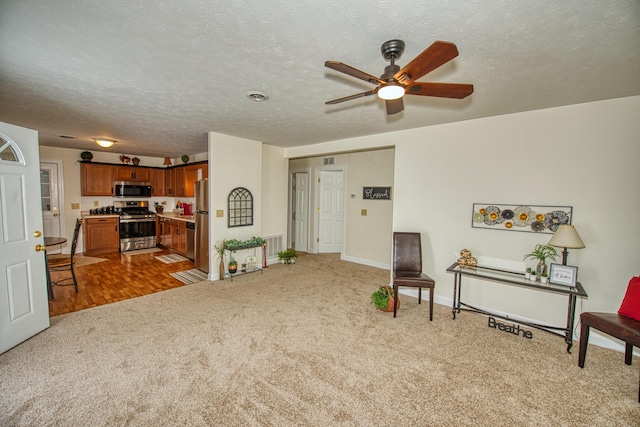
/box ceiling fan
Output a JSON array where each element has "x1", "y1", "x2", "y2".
[{"x1": 325, "y1": 39, "x2": 474, "y2": 115}]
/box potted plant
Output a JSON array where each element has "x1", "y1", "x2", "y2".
[
  {"x1": 154, "y1": 202, "x2": 164, "y2": 214},
  {"x1": 530, "y1": 270, "x2": 537, "y2": 281},
  {"x1": 228, "y1": 258, "x2": 238, "y2": 275},
  {"x1": 278, "y1": 248, "x2": 297, "y2": 264},
  {"x1": 523, "y1": 244, "x2": 559, "y2": 279},
  {"x1": 80, "y1": 151, "x2": 93, "y2": 162},
  {"x1": 524, "y1": 267, "x2": 532, "y2": 280},
  {"x1": 370, "y1": 285, "x2": 399, "y2": 312},
  {"x1": 540, "y1": 272, "x2": 549, "y2": 284}
]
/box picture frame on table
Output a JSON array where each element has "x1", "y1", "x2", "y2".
[{"x1": 549, "y1": 263, "x2": 578, "y2": 287}]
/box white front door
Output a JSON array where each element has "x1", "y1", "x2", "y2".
[
  {"x1": 318, "y1": 170, "x2": 344, "y2": 254},
  {"x1": 292, "y1": 172, "x2": 309, "y2": 252},
  {"x1": 0, "y1": 122, "x2": 50, "y2": 355},
  {"x1": 40, "y1": 161, "x2": 63, "y2": 254}
]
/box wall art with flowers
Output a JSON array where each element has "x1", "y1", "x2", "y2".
[{"x1": 471, "y1": 204, "x2": 572, "y2": 234}]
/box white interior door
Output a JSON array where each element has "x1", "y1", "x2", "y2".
[
  {"x1": 0, "y1": 122, "x2": 50, "y2": 355},
  {"x1": 40, "y1": 161, "x2": 63, "y2": 254},
  {"x1": 318, "y1": 170, "x2": 344, "y2": 254},
  {"x1": 292, "y1": 172, "x2": 309, "y2": 252}
]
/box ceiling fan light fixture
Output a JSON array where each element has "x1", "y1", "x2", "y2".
[
  {"x1": 94, "y1": 138, "x2": 116, "y2": 148},
  {"x1": 377, "y1": 83, "x2": 405, "y2": 100}
]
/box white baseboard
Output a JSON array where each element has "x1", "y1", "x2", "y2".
[{"x1": 341, "y1": 254, "x2": 390, "y2": 270}]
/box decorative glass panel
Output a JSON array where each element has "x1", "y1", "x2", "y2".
[
  {"x1": 40, "y1": 169, "x2": 51, "y2": 211},
  {"x1": 0, "y1": 134, "x2": 22, "y2": 163},
  {"x1": 228, "y1": 187, "x2": 253, "y2": 228}
]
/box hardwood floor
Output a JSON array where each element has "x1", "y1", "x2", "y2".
[{"x1": 48, "y1": 249, "x2": 199, "y2": 317}]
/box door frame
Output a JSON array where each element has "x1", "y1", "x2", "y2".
[
  {"x1": 40, "y1": 159, "x2": 66, "y2": 253},
  {"x1": 314, "y1": 166, "x2": 346, "y2": 255},
  {"x1": 288, "y1": 168, "x2": 311, "y2": 252}
]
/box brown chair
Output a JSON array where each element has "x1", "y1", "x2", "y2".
[
  {"x1": 578, "y1": 312, "x2": 640, "y2": 402},
  {"x1": 392, "y1": 232, "x2": 436, "y2": 320},
  {"x1": 47, "y1": 218, "x2": 82, "y2": 293}
]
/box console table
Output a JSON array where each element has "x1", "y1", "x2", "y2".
[{"x1": 446, "y1": 262, "x2": 588, "y2": 353}]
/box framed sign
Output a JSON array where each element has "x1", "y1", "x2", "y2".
[
  {"x1": 363, "y1": 187, "x2": 391, "y2": 200},
  {"x1": 549, "y1": 263, "x2": 578, "y2": 287}
]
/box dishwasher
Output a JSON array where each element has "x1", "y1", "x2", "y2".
[{"x1": 185, "y1": 222, "x2": 195, "y2": 260}]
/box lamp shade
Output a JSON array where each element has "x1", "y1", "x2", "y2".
[{"x1": 548, "y1": 225, "x2": 585, "y2": 249}]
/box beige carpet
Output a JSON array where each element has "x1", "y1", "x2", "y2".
[{"x1": 1, "y1": 254, "x2": 638, "y2": 426}]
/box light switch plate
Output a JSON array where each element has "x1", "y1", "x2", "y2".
[
  {"x1": 361, "y1": 209, "x2": 367, "y2": 216},
  {"x1": 216, "y1": 209, "x2": 224, "y2": 217},
  {"x1": 71, "y1": 203, "x2": 80, "y2": 210},
  {"x1": 93, "y1": 200, "x2": 99, "y2": 207}
]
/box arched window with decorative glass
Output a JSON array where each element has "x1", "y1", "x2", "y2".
[{"x1": 227, "y1": 187, "x2": 253, "y2": 228}]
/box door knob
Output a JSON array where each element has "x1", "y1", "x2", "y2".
[
  {"x1": 35, "y1": 244, "x2": 47, "y2": 252},
  {"x1": 53, "y1": 213, "x2": 59, "y2": 217},
  {"x1": 33, "y1": 231, "x2": 42, "y2": 237}
]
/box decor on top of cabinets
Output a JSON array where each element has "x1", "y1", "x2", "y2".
[
  {"x1": 227, "y1": 187, "x2": 254, "y2": 228},
  {"x1": 80, "y1": 151, "x2": 93, "y2": 162},
  {"x1": 132, "y1": 157, "x2": 140, "y2": 166},
  {"x1": 523, "y1": 244, "x2": 558, "y2": 280},
  {"x1": 163, "y1": 157, "x2": 172, "y2": 166},
  {"x1": 119, "y1": 154, "x2": 131, "y2": 164},
  {"x1": 181, "y1": 155, "x2": 189, "y2": 164},
  {"x1": 472, "y1": 204, "x2": 572, "y2": 234}
]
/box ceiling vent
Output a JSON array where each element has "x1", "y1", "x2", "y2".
[{"x1": 323, "y1": 157, "x2": 335, "y2": 165}]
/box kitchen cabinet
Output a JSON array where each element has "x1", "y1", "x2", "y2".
[
  {"x1": 165, "y1": 168, "x2": 176, "y2": 196},
  {"x1": 174, "y1": 167, "x2": 186, "y2": 197},
  {"x1": 164, "y1": 162, "x2": 207, "y2": 197},
  {"x1": 171, "y1": 219, "x2": 187, "y2": 256},
  {"x1": 158, "y1": 216, "x2": 172, "y2": 247},
  {"x1": 150, "y1": 168, "x2": 166, "y2": 196},
  {"x1": 115, "y1": 166, "x2": 150, "y2": 182},
  {"x1": 81, "y1": 163, "x2": 115, "y2": 196},
  {"x1": 83, "y1": 216, "x2": 119, "y2": 256}
]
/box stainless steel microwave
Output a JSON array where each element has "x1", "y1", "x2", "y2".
[{"x1": 113, "y1": 181, "x2": 152, "y2": 198}]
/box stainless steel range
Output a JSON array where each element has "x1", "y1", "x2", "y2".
[{"x1": 114, "y1": 200, "x2": 156, "y2": 252}]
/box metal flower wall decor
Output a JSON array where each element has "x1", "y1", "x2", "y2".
[{"x1": 472, "y1": 204, "x2": 573, "y2": 234}]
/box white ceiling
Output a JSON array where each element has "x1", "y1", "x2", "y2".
[{"x1": 1, "y1": 1, "x2": 639, "y2": 158}]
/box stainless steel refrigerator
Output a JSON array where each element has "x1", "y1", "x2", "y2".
[{"x1": 194, "y1": 179, "x2": 209, "y2": 273}]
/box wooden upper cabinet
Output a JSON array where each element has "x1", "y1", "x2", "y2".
[
  {"x1": 174, "y1": 167, "x2": 186, "y2": 197},
  {"x1": 165, "y1": 167, "x2": 176, "y2": 196},
  {"x1": 114, "y1": 166, "x2": 150, "y2": 182},
  {"x1": 150, "y1": 168, "x2": 165, "y2": 196},
  {"x1": 81, "y1": 163, "x2": 115, "y2": 196}
]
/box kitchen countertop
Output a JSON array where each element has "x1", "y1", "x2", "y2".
[
  {"x1": 81, "y1": 212, "x2": 119, "y2": 219},
  {"x1": 156, "y1": 212, "x2": 195, "y2": 223}
]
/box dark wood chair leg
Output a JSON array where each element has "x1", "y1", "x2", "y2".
[
  {"x1": 418, "y1": 288, "x2": 422, "y2": 304},
  {"x1": 578, "y1": 323, "x2": 590, "y2": 368},
  {"x1": 625, "y1": 343, "x2": 633, "y2": 365},
  {"x1": 393, "y1": 285, "x2": 399, "y2": 318},
  {"x1": 429, "y1": 287, "x2": 434, "y2": 321}
]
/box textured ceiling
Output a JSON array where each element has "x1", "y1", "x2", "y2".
[{"x1": 1, "y1": 1, "x2": 639, "y2": 158}]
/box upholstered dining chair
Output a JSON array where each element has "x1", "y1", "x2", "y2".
[
  {"x1": 48, "y1": 218, "x2": 82, "y2": 293},
  {"x1": 578, "y1": 276, "x2": 640, "y2": 402},
  {"x1": 392, "y1": 232, "x2": 436, "y2": 320}
]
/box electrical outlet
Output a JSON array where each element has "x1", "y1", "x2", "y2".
[
  {"x1": 361, "y1": 209, "x2": 367, "y2": 216},
  {"x1": 93, "y1": 201, "x2": 99, "y2": 207},
  {"x1": 71, "y1": 203, "x2": 80, "y2": 210},
  {"x1": 216, "y1": 210, "x2": 224, "y2": 218},
  {"x1": 161, "y1": 201, "x2": 167, "y2": 205}
]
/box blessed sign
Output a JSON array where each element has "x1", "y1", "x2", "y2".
[{"x1": 363, "y1": 187, "x2": 391, "y2": 200}]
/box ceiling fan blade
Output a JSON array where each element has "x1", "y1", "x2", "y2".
[
  {"x1": 405, "y1": 82, "x2": 474, "y2": 99},
  {"x1": 325, "y1": 90, "x2": 377, "y2": 105},
  {"x1": 394, "y1": 41, "x2": 460, "y2": 84},
  {"x1": 325, "y1": 61, "x2": 384, "y2": 85},
  {"x1": 385, "y1": 98, "x2": 404, "y2": 115}
]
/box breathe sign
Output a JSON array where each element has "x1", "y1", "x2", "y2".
[{"x1": 363, "y1": 187, "x2": 391, "y2": 200}]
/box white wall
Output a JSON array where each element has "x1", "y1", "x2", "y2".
[
  {"x1": 289, "y1": 148, "x2": 395, "y2": 267},
  {"x1": 285, "y1": 95, "x2": 640, "y2": 349},
  {"x1": 261, "y1": 144, "x2": 289, "y2": 242}
]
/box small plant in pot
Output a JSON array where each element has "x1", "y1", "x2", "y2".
[
  {"x1": 540, "y1": 272, "x2": 549, "y2": 284},
  {"x1": 524, "y1": 267, "x2": 532, "y2": 280},
  {"x1": 278, "y1": 248, "x2": 297, "y2": 264},
  {"x1": 228, "y1": 258, "x2": 238, "y2": 275},
  {"x1": 213, "y1": 240, "x2": 226, "y2": 280},
  {"x1": 523, "y1": 244, "x2": 558, "y2": 280},
  {"x1": 371, "y1": 285, "x2": 399, "y2": 312}
]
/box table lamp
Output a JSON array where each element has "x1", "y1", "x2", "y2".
[{"x1": 548, "y1": 225, "x2": 585, "y2": 265}]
